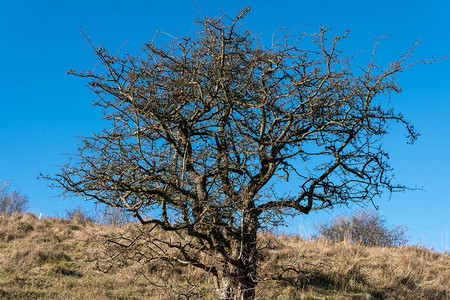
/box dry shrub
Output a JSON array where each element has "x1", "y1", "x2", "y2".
[
  {"x1": 0, "y1": 180, "x2": 29, "y2": 216},
  {"x1": 315, "y1": 209, "x2": 408, "y2": 247},
  {"x1": 95, "y1": 205, "x2": 131, "y2": 227},
  {"x1": 65, "y1": 206, "x2": 94, "y2": 225}
]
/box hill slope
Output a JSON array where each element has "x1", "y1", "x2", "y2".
[{"x1": 0, "y1": 213, "x2": 448, "y2": 299}]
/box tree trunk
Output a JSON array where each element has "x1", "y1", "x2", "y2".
[
  {"x1": 217, "y1": 267, "x2": 257, "y2": 300},
  {"x1": 216, "y1": 202, "x2": 258, "y2": 300}
]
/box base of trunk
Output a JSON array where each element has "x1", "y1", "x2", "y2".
[{"x1": 216, "y1": 276, "x2": 256, "y2": 300}]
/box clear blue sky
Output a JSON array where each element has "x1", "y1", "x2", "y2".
[{"x1": 1, "y1": 0, "x2": 449, "y2": 251}]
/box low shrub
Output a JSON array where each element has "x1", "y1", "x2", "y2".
[
  {"x1": 65, "y1": 206, "x2": 94, "y2": 225},
  {"x1": 0, "y1": 180, "x2": 29, "y2": 216},
  {"x1": 315, "y1": 209, "x2": 408, "y2": 247},
  {"x1": 95, "y1": 205, "x2": 132, "y2": 226}
]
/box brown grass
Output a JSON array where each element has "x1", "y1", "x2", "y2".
[{"x1": 0, "y1": 214, "x2": 448, "y2": 299}]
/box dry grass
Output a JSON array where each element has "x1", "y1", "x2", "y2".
[
  {"x1": 0, "y1": 214, "x2": 448, "y2": 299},
  {"x1": 257, "y1": 233, "x2": 449, "y2": 299}
]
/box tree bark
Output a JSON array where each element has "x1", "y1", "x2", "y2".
[
  {"x1": 217, "y1": 262, "x2": 257, "y2": 300},
  {"x1": 217, "y1": 199, "x2": 258, "y2": 300}
]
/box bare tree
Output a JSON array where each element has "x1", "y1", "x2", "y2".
[
  {"x1": 0, "y1": 180, "x2": 29, "y2": 216},
  {"x1": 45, "y1": 8, "x2": 436, "y2": 299}
]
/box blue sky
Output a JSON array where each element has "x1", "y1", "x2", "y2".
[{"x1": 1, "y1": 0, "x2": 449, "y2": 251}]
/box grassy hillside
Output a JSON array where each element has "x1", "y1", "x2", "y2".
[{"x1": 0, "y1": 213, "x2": 448, "y2": 299}]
